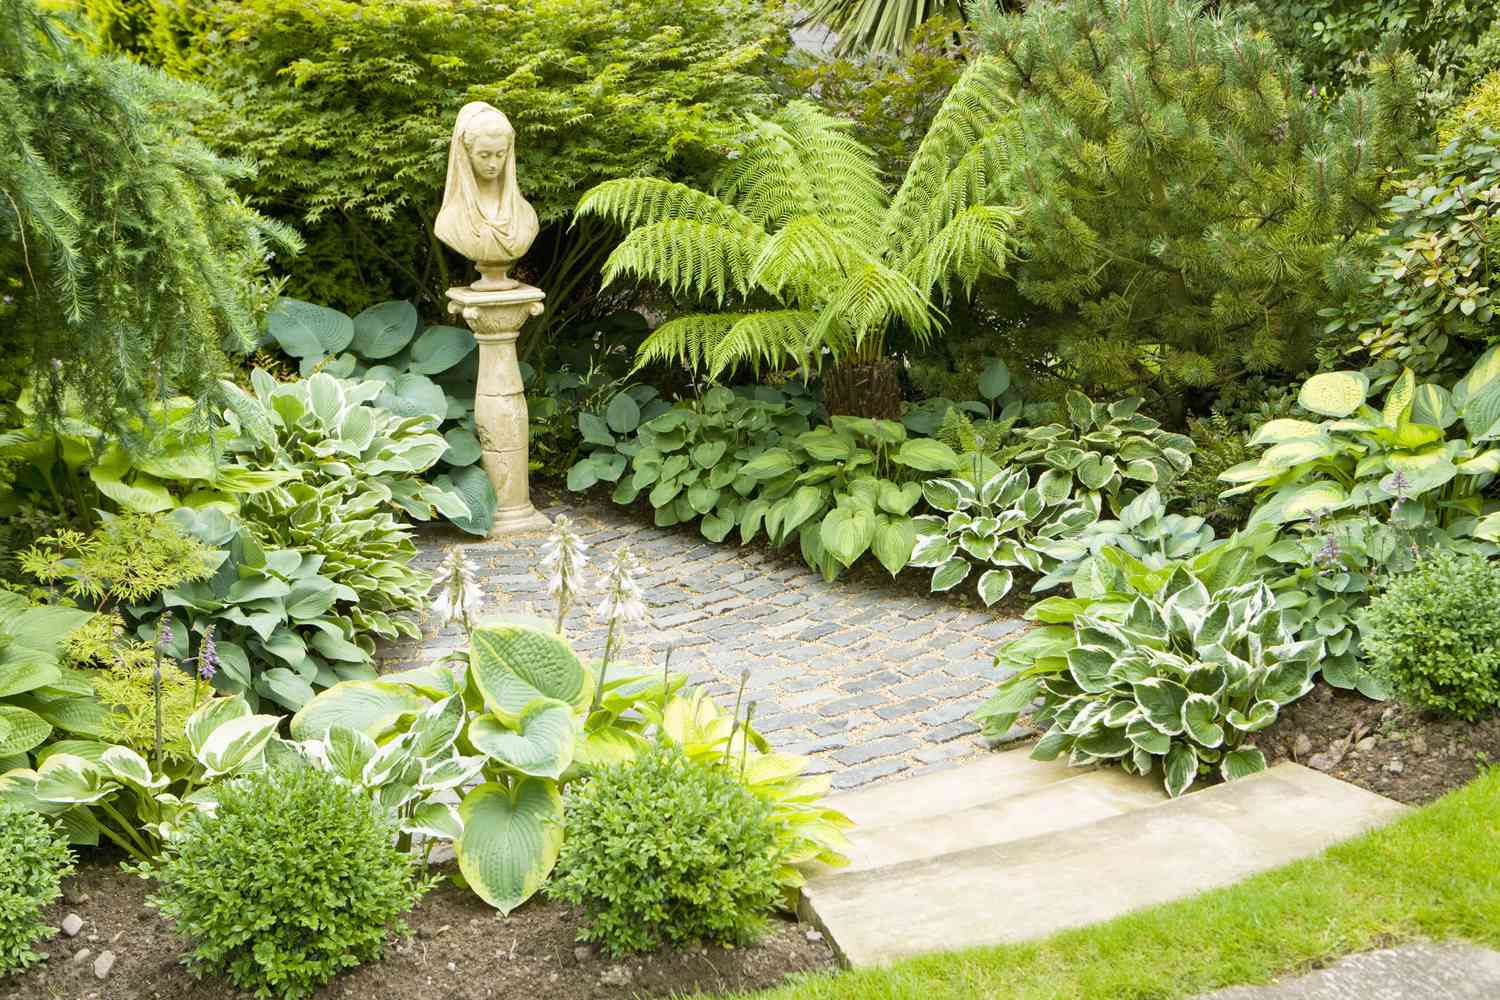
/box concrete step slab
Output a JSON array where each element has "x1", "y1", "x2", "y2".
[
  {"x1": 1197, "y1": 943, "x2": 1500, "y2": 999},
  {"x1": 831, "y1": 766, "x2": 1168, "y2": 874},
  {"x1": 802, "y1": 762, "x2": 1406, "y2": 967}
]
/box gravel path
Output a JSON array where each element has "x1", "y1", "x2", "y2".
[{"x1": 383, "y1": 497, "x2": 1025, "y2": 790}]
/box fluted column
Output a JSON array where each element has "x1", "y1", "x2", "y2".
[{"x1": 446, "y1": 283, "x2": 550, "y2": 536}]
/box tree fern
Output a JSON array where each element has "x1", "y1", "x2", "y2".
[{"x1": 576, "y1": 59, "x2": 1021, "y2": 381}]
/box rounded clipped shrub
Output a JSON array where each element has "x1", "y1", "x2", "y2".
[
  {"x1": 546, "y1": 741, "x2": 786, "y2": 957},
  {"x1": 1363, "y1": 552, "x2": 1500, "y2": 721},
  {"x1": 145, "y1": 766, "x2": 426, "y2": 999},
  {"x1": 0, "y1": 806, "x2": 74, "y2": 977}
]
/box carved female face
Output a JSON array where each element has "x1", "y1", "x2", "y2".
[{"x1": 466, "y1": 129, "x2": 512, "y2": 183}]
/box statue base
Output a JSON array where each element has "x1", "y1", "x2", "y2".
[{"x1": 446, "y1": 283, "x2": 550, "y2": 539}]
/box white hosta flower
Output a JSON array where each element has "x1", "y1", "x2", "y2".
[
  {"x1": 429, "y1": 545, "x2": 485, "y2": 631},
  {"x1": 597, "y1": 546, "x2": 647, "y2": 628},
  {"x1": 537, "y1": 515, "x2": 590, "y2": 613}
]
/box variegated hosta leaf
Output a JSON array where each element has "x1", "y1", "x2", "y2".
[
  {"x1": 1163, "y1": 743, "x2": 1198, "y2": 798},
  {"x1": 363, "y1": 733, "x2": 417, "y2": 787},
  {"x1": 409, "y1": 694, "x2": 465, "y2": 758},
  {"x1": 324, "y1": 725, "x2": 379, "y2": 784},
  {"x1": 1180, "y1": 694, "x2": 1225, "y2": 749},
  {"x1": 977, "y1": 568, "x2": 1013, "y2": 607},
  {"x1": 35, "y1": 754, "x2": 118, "y2": 805},
  {"x1": 404, "y1": 799, "x2": 463, "y2": 841},
  {"x1": 1225, "y1": 700, "x2": 1279, "y2": 732},
  {"x1": 469, "y1": 618, "x2": 592, "y2": 724},
  {"x1": 573, "y1": 726, "x2": 650, "y2": 770},
  {"x1": 456, "y1": 779, "x2": 564, "y2": 914},
  {"x1": 1133, "y1": 678, "x2": 1188, "y2": 735},
  {"x1": 98, "y1": 746, "x2": 168, "y2": 792},
  {"x1": 197, "y1": 714, "x2": 282, "y2": 778},
  {"x1": 289, "y1": 680, "x2": 428, "y2": 740},
  {"x1": 468, "y1": 701, "x2": 577, "y2": 780},
  {"x1": 418, "y1": 753, "x2": 487, "y2": 792},
  {"x1": 1220, "y1": 747, "x2": 1267, "y2": 782}
]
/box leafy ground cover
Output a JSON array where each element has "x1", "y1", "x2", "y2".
[{"x1": 706, "y1": 768, "x2": 1500, "y2": 1000}]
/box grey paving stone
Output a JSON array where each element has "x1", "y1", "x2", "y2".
[{"x1": 400, "y1": 498, "x2": 1026, "y2": 789}]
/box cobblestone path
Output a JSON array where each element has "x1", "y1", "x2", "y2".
[{"x1": 385, "y1": 497, "x2": 1025, "y2": 790}]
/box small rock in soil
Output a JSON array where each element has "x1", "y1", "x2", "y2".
[
  {"x1": 1293, "y1": 733, "x2": 1313, "y2": 759},
  {"x1": 61, "y1": 914, "x2": 83, "y2": 937},
  {"x1": 62, "y1": 881, "x2": 90, "y2": 905},
  {"x1": 599, "y1": 965, "x2": 633, "y2": 987},
  {"x1": 1412, "y1": 734, "x2": 1428, "y2": 754},
  {"x1": 72, "y1": 949, "x2": 92, "y2": 965},
  {"x1": 1388, "y1": 759, "x2": 1406, "y2": 774},
  {"x1": 806, "y1": 929, "x2": 824, "y2": 942},
  {"x1": 93, "y1": 950, "x2": 116, "y2": 980},
  {"x1": 1356, "y1": 736, "x2": 1377, "y2": 752},
  {"x1": 574, "y1": 945, "x2": 593, "y2": 963}
]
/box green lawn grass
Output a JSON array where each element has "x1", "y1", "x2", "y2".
[{"x1": 729, "y1": 768, "x2": 1500, "y2": 1000}]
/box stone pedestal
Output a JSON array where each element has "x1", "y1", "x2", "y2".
[{"x1": 446, "y1": 283, "x2": 550, "y2": 536}]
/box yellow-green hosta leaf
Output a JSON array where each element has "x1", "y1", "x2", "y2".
[
  {"x1": 0, "y1": 705, "x2": 51, "y2": 755},
  {"x1": 1383, "y1": 368, "x2": 1416, "y2": 428},
  {"x1": 1247, "y1": 418, "x2": 1328, "y2": 446},
  {"x1": 1262, "y1": 438, "x2": 1339, "y2": 467},
  {"x1": 820, "y1": 505, "x2": 877, "y2": 568},
  {"x1": 1247, "y1": 481, "x2": 1348, "y2": 527},
  {"x1": 571, "y1": 726, "x2": 648, "y2": 771},
  {"x1": 1297, "y1": 371, "x2": 1368, "y2": 418},
  {"x1": 457, "y1": 779, "x2": 564, "y2": 914},
  {"x1": 468, "y1": 701, "x2": 576, "y2": 780},
  {"x1": 289, "y1": 680, "x2": 428, "y2": 740},
  {"x1": 469, "y1": 618, "x2": 591, "y2": 724}
]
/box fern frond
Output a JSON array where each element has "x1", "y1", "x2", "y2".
[
  {"x1": 715, "y1": 110, "x2": 822, "y2": 231},
  {"x1": 600, "y1": 220, "x2": 769, "y2": 305},
  {"x1": 631, "y1": 313, "x2": 738, "y2": 373},
  {"x1": 748, "y1": 214, "x2": 872, "y2": 300},
  {"x1": 903, "y1": 204, "x2": 1021, "y2": 302},
  {"x1": 770, "y1": 101, "x2": 887, "y2": 245},
  {"x1": 575, "y1": 177, "x2": 762, "y2": 236},
  {"x1": 886, "y1": 57, "x2": 1015, "y2": 254},
  {"x1": 809, "y1": 260, "x2": 938, "y2": 358},
  {"x1": 707, "y1": 310, "x2": 819, "y2": 378}
]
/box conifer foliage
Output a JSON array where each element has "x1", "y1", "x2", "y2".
[
  {"x1": 575, "y1": 58, "x2": 1021, "y2": 380},
  {"x1": 0, "y1": 0, "x2": 294, "y2": 437},
  {"x1": 973, "y1": 0, "x2": 1421, "y2": 409}
]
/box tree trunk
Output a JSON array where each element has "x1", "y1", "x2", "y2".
[{"x1": 822, "y1": 357, "x2": 903, "y2": 420}]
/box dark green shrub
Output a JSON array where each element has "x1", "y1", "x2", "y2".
[
  {"x1": 145, "y1": 767, "x2": 427, "y2": 999},
  {"x1": 971, "y1": 0, "x2": 1421, "y2": 411},
  {"x1": 1362, "y1": 552, "x2": 1500, "y2": 721},
  {"x1": 0, "y1": 805, "x2": 74, "y2": 977},
  {"x1": 547, "y1": 741, "x2": 785, "y2": 957}
]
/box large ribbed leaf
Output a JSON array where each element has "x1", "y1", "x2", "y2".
[
  {"x1": 289, "y1": 681, "x2": 428, "y2": 740},
  {"x1": 468, "y1": 618, "x2": 591, "y2": 724},
  {"x1": 456, "y1": 779, "x2": 564, "y2": 914},
  {"x1": 351, "y1": 300, "x2": 419, "y2": 359},
  {"x1": 267, "y1": 299, "x2": 355, "y2": 359},
  {"x1": 468, "y1": 701, "x2": 576, "y2": 780}
]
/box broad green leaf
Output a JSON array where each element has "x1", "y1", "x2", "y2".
[
  {"x1": 870, "y1": 517, "x2": 916, "y2": 576},
  {"x1": 820, "y1": 505, "x2": 877, "y2": 568},
  {"x1": 351, "y1": 300, "x2": 419, "y2": 358},
  {"x1": 469, "y1": 617, "x2": 591, "y2": 724},
  {"x1": 456, "y1": 779, "x2": 564, "y2": 914},
  {"x1": 1298, "y1": 371, "x2": 1368, "y2": 418},
  {"x1": 289, "y1": 681, "x2": 427, "y2": 740},
  {"x1": 893, "y1": 438, "x2": 959, "y2": 472},
  {"x1": 0, "y1": 705, "x2": 51, "y2": 755},
  {"x1": 34, "y1": 754, "x2": 117, "y2": 805},
  {"x1": 1221, "y1": 747, "x2": 1267, "y2": 782},
  {"x1": 605, "y1": 393, "x2": 641, "y2": 434},
  {"x1": 469, "y1": 701, "x2": 576, "y2": 780}
]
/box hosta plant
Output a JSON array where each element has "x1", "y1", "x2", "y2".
[
  {"x1": 0, "y1": 593, "x2": 98, "y2": 764},
  {"x1": 0, "y1": 694, "x2": 283, "y2": 860},
  {"x1": 262, "y1": 299, "x2": 490, "y2": 531},
  {"x1": 983, "y1": 566, "x2": 1317, "y2": 797},
  {"x1": 737, "y1": 415, "x2": 959, "y2": 579}
]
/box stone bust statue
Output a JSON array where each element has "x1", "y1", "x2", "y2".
[{"x1": 435, "y1": 102, "x2": 540, "y2": 291}]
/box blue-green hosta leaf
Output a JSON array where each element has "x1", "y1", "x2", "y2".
[
  {"x1": 930, "y1": 557, "x2": 971, "y2": 592},
  {"x1": 1220, "y1": 747, "x2": 1267, "y2": 782},
  {"x1": 469, "y1": 617, "x2": 591, "y2": 724},
  {"x1": 1180, "y1": 694, "x2": 1225, "y2": 749},
  {"x1": 457, "y1": 779, "x2": 564, "y2": 914},
  {"x1": 605, "y1": 393, "x2": 641, "y2": 434},
  {"x1": 267, "y1": 298, "x2": 356, "y2": 359},
  {"x1": 436, "y1": 465, "x2": 497, "y2": 536},
  {"x1": 351, "y1": 300, "x2": 419, "y2": 359},
  {"x1": 408, "y1": 324, "x2": 476, "y2": 375},
  {"x1": 1163, "y1": 743, "x2": 1198, "y2": 798},
  {"x1": 469, "y1": 701, "x2": 576, "y2": 780},
  {"x1": 289, "y1": 681, "x2": 427, "y2": 740},
  {"x1": 1132, "y1": 678, "x2": 1188, "y2": 735}
]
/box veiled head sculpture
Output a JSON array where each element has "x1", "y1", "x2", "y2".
[{"x1": 435, "y1": 102, "x2": 540, "y2": 291}]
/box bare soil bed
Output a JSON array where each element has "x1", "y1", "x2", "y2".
[
  {"x1": 1259, "y1": 682, "x2": 1500, "y2": 805},
  {"x1": 6, "y1": 859, "x2": 835, "y2": 1000}
]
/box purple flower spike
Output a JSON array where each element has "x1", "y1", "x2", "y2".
[
  {"x1": 156, "y1": 618, "x2": 174, "y2": 653},
  {"x1": 198, "y1": 626, "x2": 219, "y2": 680}
]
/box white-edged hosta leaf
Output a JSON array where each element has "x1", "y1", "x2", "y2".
[
  {"x1": 324, "y1": 725, "x2": 379, "y2": 784},
  {"x1": 34, "y1": 754, "x2": 117, "y2": 805},
  {"x1": 1163, "y1": 743, "x2": 1198, "y2": 798},
  {"x1": 976, "y1": 568, "x2": 1013, "y2": 606},
  {"x1": 418, "y1": 753, "x2": 487, "y2": 792},
  {"x1": 1133, "y1": 678, "x2": 1188, "y2": 735},
  {"x1": 409, "y1": 694, "x2": 465, "y2": 758},
  {"x1": 403, "y1": 800, "x2": 464, "y2": 841},
  {"x1": 1220, "y1": 747, "x2": 1267, "y2": 782},
  {"x1": 930, "y1": 557, "x2": 971, "y2": 592},
  {"x1": 98, "y1": 746, "x2": 167, "y2": 792},
  {"x1": 197, "y1": 714, "x2": 282, "y2": 778},
  {"x1": 1180, "y1": 694, "x2": 1225, "y2": 748},
  {"x1": 1225, "y1": 700, "x2": 1279, "y2": 732}
]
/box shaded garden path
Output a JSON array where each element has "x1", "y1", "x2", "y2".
[{"x1": 384, "y1": 496, "x2": 1025, "y2": 790}]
